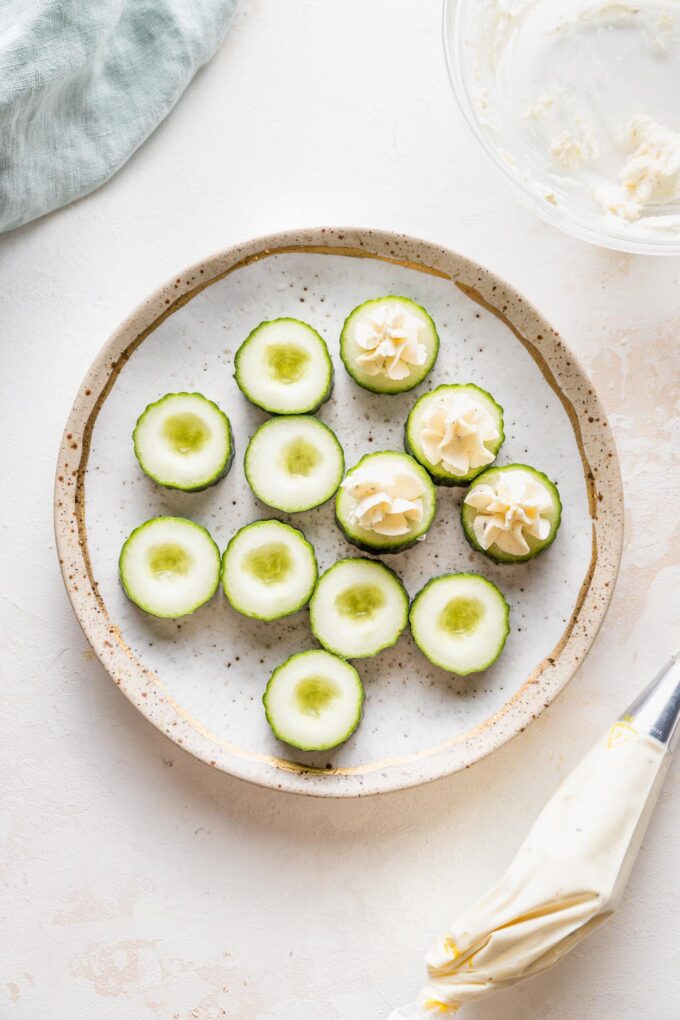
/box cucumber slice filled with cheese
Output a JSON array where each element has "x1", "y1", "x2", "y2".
[
  {"x1": 133, "y1": 392, "x2": 233, "y2": 491},
  {"x1": 405, "y1": 383, "x2": 504, "y2": 486},
  {"x1": 244, "y1": 415, "x2": 344, "y2": 512},
  {"x1": 235, "y1": 318, "x2": 333, "y2": 414},
  {"x1": 221, "y1": 519, "x2": 317, "y2": 620},
  {"x1": 340, "y1": 295, "x2": 439, "y2": 394},
  {"x1": 310, "y1": 558, "x2": 409, "y2": 659},
  {"x1": 263, "y1": 649, "x2": 365, "y2": 751},
  {"x1": 410, "y1": 573, "x2": 510, "y2": 675},
  {"x1": 462, "y1": 463, "x2": 562, "y2": 564},
  {"x1": 119, "y1": 516, "x2": 221, "y2": 618},
  {"x1": 335, "y1": 450, "x2": 437, "y2": 554}
]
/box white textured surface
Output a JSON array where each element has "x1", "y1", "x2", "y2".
[{"x1": 0, "y1": 1, "x2": 678, "y2": 1018}]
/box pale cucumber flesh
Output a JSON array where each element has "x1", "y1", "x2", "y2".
[
  {"x1": 336, "y1": 583, "x2": 386, "y2": 620},
  {"x1": 265, "y1": 342, "x2": 310, "y2": 383},
  {"x1": 282, "y1": 436, "x2": 322, "y2": 476},
  {"x1": 221, "y1": 519, "x2": 317, "y2": 621},
  {"x1": 235, "y1": 319, "x2": 333, "y2": 414},
  {"x1": 310, "y1": 557, "x2": 409, "y2": 659},
  {"x1": 244, "y1": 542, "x2": 293, "y2": 585},
  {"x1": 410, "y1": 573, "x2": 509, "y2": 675},
  {"x1": 119, "y1": 517, "x2": 220, "y2": 619},
  {"x1": 133, "y1": 392, "x2": 233, "y2": 491},
  {"x1": 263, "y1": 649, "x2": 365, "y2": 750},
  {"x1": 245, "y1": 416, "x2": 344, "y2": 513}
]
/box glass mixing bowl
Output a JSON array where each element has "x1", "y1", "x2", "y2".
[{"x1": 443, "y1": 0, "x2": 680, "y2": 255}]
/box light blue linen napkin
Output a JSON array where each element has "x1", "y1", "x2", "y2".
[{"x1": 0, "y1": 0, "x2": 237, "y2": 233}]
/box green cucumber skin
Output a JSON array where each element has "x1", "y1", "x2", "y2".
[
  {"x1": 234, "y1": 317, "x2": 333, "y2": 414},
  {"x1": 118, "y1": 516, "x2": 221, "y2": 619},
  {"x1": 334, "y1": 451, "x2": 437, "y2": 555},
  {"x1": 309, "y1": 558, "x2": 410, "y2": 659},
  {"x1": 339, "y1": 296, "x2": 440, "y2": 395},
  {"x1": 461, "y1": 464, "x2": 563, "y2": 564},
  {"x1": 243, "y1": 417, "x2": 345, "y2": 513},
  {"x1": 409, "y1": 573, "x2": 510, "y2": 675},
  {"x1": 220, "y1": 519, "x2": 318, "y2": 621},
  {"x1": 334, "y1": 530, "x2": 424, "y2": 556},
  {"x1": 133, "y1": 392, "x2": 234, "y2": 492},
  {"x1": 262, "y1": 649, "x2": 365, "y2": 751},
  {"x1": 404, "y1": 384, "x2": 505, "y2": 487}
]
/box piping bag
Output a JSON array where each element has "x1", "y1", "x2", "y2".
[{"x1": 390, "y1": 652, "x2": 680, "y2": 1017}]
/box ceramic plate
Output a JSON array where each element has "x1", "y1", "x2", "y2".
[{"x1": 55, "y1": 228, "x2": 623, "y2": 796}]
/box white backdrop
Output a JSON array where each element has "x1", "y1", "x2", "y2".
[{"x1": 1, "y1": 2, "x2": 679, "y2": 1018}]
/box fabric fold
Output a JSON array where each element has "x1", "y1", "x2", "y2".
[{"x1": 0, "y1": 0, "x2": 237, "y2": 232}]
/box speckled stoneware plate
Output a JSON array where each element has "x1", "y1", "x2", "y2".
[{"x1": 55, "y1": 228, "x2": 623, "y2": 797}]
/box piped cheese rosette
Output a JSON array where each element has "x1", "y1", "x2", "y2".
[
  {"x1": 340, "y1": 296, "x2": 439, "y2": 394},
  {"x1": 335, "y1": 451, "x2": 437, "y2": 553},
  {"x1": 355, "y1": 303, "x2": 426, "y2": 380},
  {"x1": 462, "y1": 464, "x2": 561, "y2": 563},
  {"x1": 406, "y1": 384, "x2": 504, "y2": 485}
]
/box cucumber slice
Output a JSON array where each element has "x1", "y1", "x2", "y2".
[
  {"x1": 405, "y1": 383, "x2": 504, "y2": 486},
  {"x1": 462, "y1": 464, "x2": 562, "y2": 564},
  {"x1": 339, "y1": 295, "x2": 439, "y2": 394},
  {"x1": 235, "y1": 318, "x2": 333, "y2": 414},
  {"x1": 119, "y1": 516, "x2": 220, "y2": 618},
  {"x1": 133, "y1": 392, "x2": 233, "y2": 491},
  {"x1": 335, "y1": 451, "x2": 437, "y2": 553},
  {"x1": 221, "y1": 519, "x2": 317, "y2": 620},
  {"x1": 310, "y1": 558, "x2": 409, "y2": 659},
  {"x1": 263, "y1": 649, "x2": 365, "y2": 750},
  {"x1": 410, "y1": 573, "x2": 510, "y2": 675},
  {"x1": 244, "y1": 416, "x2": 344, "y2": 512}
]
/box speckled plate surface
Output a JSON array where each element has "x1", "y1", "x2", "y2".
[{"x1": 55, "y1": 228, "x2": 623, "y2": 796}]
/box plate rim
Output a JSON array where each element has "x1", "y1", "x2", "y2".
[{"x1": 54, "y1": 226, "x2": 623, "y2": 797}]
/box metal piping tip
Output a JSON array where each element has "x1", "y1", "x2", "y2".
[{"x1": 621, "y1": 652, "x2": 680, "y2": 752}]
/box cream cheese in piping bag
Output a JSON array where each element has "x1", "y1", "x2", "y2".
[{"x1": 390, "y1": 652, "x2": 680, "y2": 1016}]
